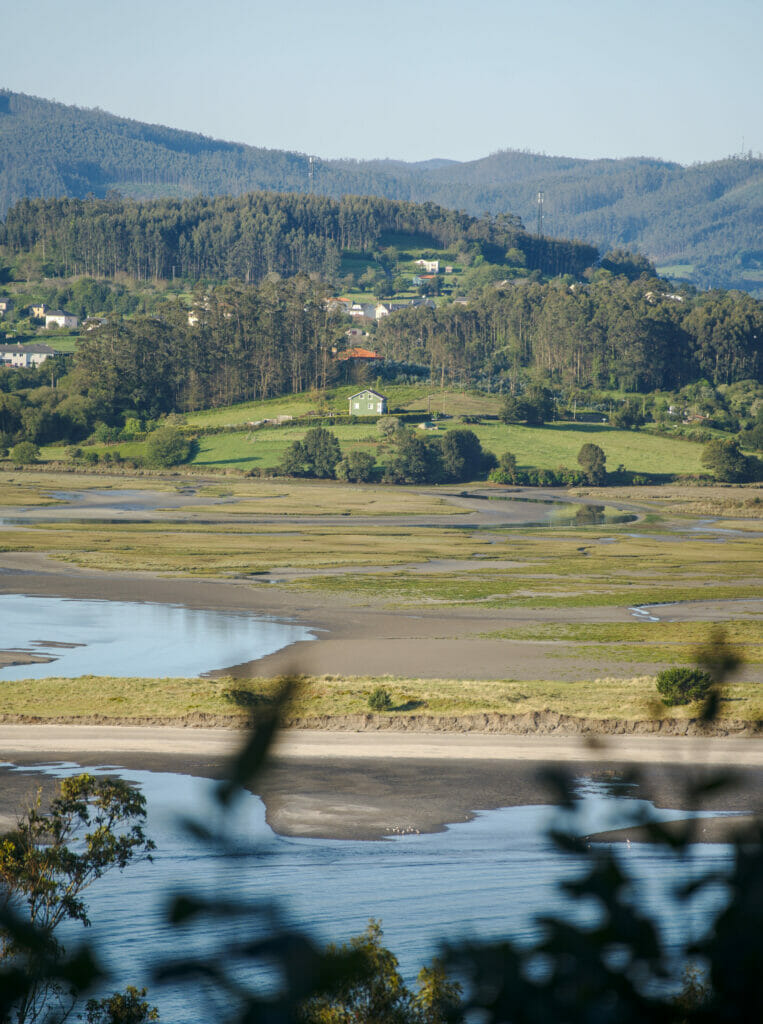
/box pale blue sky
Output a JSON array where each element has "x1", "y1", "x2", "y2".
[{"x1": 4, "y1": 0, "x2": 761, "y2": 164}]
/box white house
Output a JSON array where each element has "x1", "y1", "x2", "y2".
[
  {"x1": 44, "y1": 310, "x2": 79, "y2": 330},
  {"x1": 415, "y1": 259, "x2": 440, "y2": 274},
  {"x1": 0, "y1": 298, "x2": 13, "y2": 316},
  {"x1": 0, "y1": 343, "x2": 55, "y2": 368}
]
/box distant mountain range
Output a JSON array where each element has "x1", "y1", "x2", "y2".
[{"x1": 1, "y1": 89, "x2": 761, "y2": 294}]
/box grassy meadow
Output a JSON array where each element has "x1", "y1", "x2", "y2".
[
  {"x1": 32, "y1": 384, "x2": 710, "y2": 478},
  {"x1": 0, "y1": 672, "x2": 760, "y2": 725}
]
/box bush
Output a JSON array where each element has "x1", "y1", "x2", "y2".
[
  {"x1": 144, "y1": 424, "x2": 193, "y2": 467},
  {"x1": 368, "y1": 687, "x2": 392, "y2": 712},
  {"x1": 281, "y1": 427, "x2": 341, "y2": 478},
  {"x1": 489, "y1": 451, "x2": 519, "y2": 485},
  {"x1": 656, "y1": 667, "x2": 714, "y2": 706},
  {"x1": 577, "y1": 442, "x2": 607, "y2": 484},
  {"x1": 336, "y1": 450, "x2": 377, "y2": 482},
  {"x1": 9, "y1": 440, "x2": 40, "y2": 465}
]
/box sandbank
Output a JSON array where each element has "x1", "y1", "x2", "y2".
[{"x1": 1, "y1": 725, "x2": 762, "y2": 841}]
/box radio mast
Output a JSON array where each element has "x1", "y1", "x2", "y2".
[{"x1": 536, "y1": 190, "x2": 544, "y2": 237}]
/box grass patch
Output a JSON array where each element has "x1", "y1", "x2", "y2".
[{"x1": 0, "y1": 673, "x2": 760, "y2": 724}]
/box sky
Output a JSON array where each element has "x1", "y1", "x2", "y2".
[{"x1": 3, "y1": 0, "x2": 761, "y2": 165}]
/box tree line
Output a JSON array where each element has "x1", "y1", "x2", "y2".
[
  {"x1": 0, "y1": 192, "x2": 598, "y2": 284},
  {"x1": 376, "y1": 274, "x2": 761, "y2": 391}
]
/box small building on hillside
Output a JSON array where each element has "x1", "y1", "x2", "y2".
[
  {"x1": 415, "y1": 259, "x2": 440, "y2": 274},
  {"x1": 45, "y1": 310, "x2": 79, "y2": 329},
  {"x1": 335, "y1": 346, "x2": 380, "y2": 362},
  {"x1": 0, "y1": 342, "x2": 55, "y2": 368},
  {"x1": 0, "y1": 298, "x2": 13, "y2": 316},
  {"x1": 348, "y1": 389, "x2": 387, "y2": 416}
]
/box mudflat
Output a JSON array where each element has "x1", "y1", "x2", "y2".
[{"x1": 1, "y1": 725, "x2": 761, "y2": 840}]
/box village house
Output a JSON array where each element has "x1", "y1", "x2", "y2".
[
  {"x1": 348, "y1": 389, "x2": 387, "y2": 416},
  {"x1": 0, "y1": 298, "x2": 13, "y2": 317},
  {"x1": 345, "y1": 327, "x2": 372, "y2": 343},
  {"x1": 0, "y1": 342, "x2": 55, "y2": 368},
  {"x1": 83, "y1": 317, "x2": 108, "y2": 331},
  {"x1": 44, "y1": 310, "x2": 79, "y2": 329},
  {"x1": 335, "y1": 346, "x2": 380, "y2": 362},
  {"x1": 415, "y1": 259, "x2": 440, "y2": 274}
]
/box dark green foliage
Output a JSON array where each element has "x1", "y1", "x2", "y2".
[
  {"x1": 599, "y1": 249, "x2": 656, "y2": 281},
  {"x1": 701, "y1": 438, "x2": 761, "y2": 482},
  {"x1": 0, "y1": 775, "x2": 154, "y2": 1023},
  {"x1": 499, "y1": 396, "x2": 530, "y2": 424},
  {"x1": 611, "y1": 399, "x2": 646, "y2": 429},
  {"x1": 302, "y1": 921, "x2": 462, "y2": 1024},
  {"x1": 336, "y1": 450, "x2": 376, "y2": 482},
  {"x1": 386, "y1": 428, "x2": 443, "y2": 484},
  {"x1": 83, "y1": 987, "x2": 159, "y2": 1024},
  {"x1": 9, "y1": 440, "x2": 38, "y2": 465},
  {"x1": 368, "y1": 688, "x2": 393, "y2": 712},
  {"x1": 0, "y1": 191, "x2": 594, "y2": 285},
  {"x1": 281, "y1": 427, "x2": 341, "y2": 478},
  {"x1": 489, "y1": 451, "x2": 518, "y2": 484},
  {"x1": 577, "y1": 443, "x2": 607, "y2": 484},
  {"x1": 439, "y1": 428, "x2": 485, "y2": 482},
  {"x1": 656, "y1": 667, "x2": 715, "y2": 706},
  {"x1": 143, "y1": 425, "x2": 192, "y2": 467}
]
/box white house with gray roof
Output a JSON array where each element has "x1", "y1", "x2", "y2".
[{"x1": 0, "y1": 343, "x2": 55, "y2": 368}]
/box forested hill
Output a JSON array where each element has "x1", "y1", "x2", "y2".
[
  {"x1": 0, "y1": 193, "x2": 597, "y2": 283},
  {"x1": 1, "y1": 89, "x2": 761, "y2": 293}
]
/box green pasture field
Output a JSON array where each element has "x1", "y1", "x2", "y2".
[
  {"x1": 44, "y1": 336, "x2": 80, "y2": 353},
  {"x1": 0, "y1": 672, "x2": 759, "y2": 724},
  {"x1": 656, "y1": 264, "x2": 695, "y2": 278},
  {"x1": 471, "y1": 422, "x2": 707, "y2": 475},
  {"x1": 186, "y1": 417, "x2": 706, "y2": 476}
]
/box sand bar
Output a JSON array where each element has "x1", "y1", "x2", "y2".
[{"x1": 2, "y1": 723, "x2": 762, "y2": 765}]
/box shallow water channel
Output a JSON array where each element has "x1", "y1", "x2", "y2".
[
  {"x1": 11, "y1": 763, "x2": 733, "y2": 1022},
  {"x1": 0, "y1": 594, "x2": 313, "y2": 679}
]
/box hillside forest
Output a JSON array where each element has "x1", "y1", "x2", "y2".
[
  {"x1": 0, "y1": 190, "x2": 760, "y2": 483},
  {"x1": 0, "y1": 90, "x2": 761, "y2": 295}
]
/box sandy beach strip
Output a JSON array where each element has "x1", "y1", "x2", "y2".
[{"x1": 2, "y1": 723, "x2": 762, "y2": 765}]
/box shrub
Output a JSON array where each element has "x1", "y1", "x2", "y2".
[
  {"x1": 656, "y1": 667, "x2": 714, "y2": 706},
  {"x1": 368, "y1": 687, "x2": 392, "y2": 712},
  {"x1": 9, "y1": 440, "x2": 40, "y2": 465},
  {"x1": 144, "y1": 424, "x2": 193, "y2": 467},
  {"x1": 336, "y1": 450, "x2": 376, "y2": 482},
  {"x1": 577, "y1": 442, "x2": 607, "y2": 484},
  {"x1": 281, "y1": 427, "x2": 341, "y2": 478}
]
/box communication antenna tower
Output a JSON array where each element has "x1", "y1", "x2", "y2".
[
  {"x1": 536, "y1": 190, "x2": 544, "y2": 237},
  {"x1": 309, "y1": 156, "x2": 315, "y2": 193}
]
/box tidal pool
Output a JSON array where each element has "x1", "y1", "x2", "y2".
[
  {"x1": 8, "y1": 763, "x2": 734, "y2": 1022},
  {"x1": 0, "y1": 594, "x2": 313, "y2": 679}
]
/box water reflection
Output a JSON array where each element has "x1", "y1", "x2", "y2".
[
  {"x1": 0, "y1": 594, "x2": 313, "y2": 679},
  {"x1": 8, "y1": 763, "x2": 726, "y2": 1023}
]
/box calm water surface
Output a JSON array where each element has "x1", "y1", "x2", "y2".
[
  {"x1": 0, "y1": 594, "x2": 313, "y2": 679},
  {"x1": 11, "y1": 764, "x2": 734, "y2": 1022}
]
